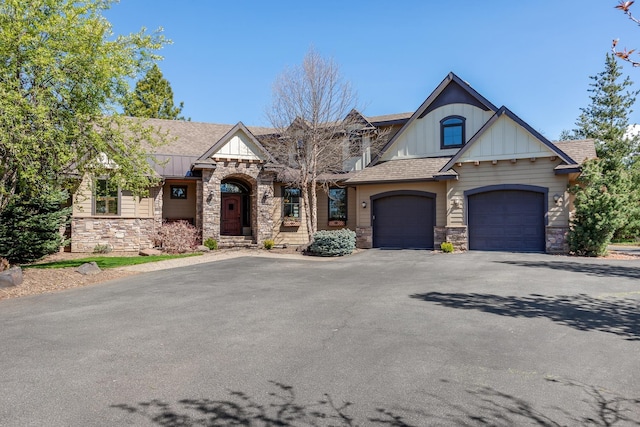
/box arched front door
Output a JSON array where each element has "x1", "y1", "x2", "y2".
[{"x1": 220, "y1": 180, "x2": 250, "y2": 236}]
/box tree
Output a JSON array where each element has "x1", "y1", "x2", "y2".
[
  {"x1": 266, "y1": 48, "x2": 385, "y2": 244},
  {"x1": 572, "y1": 54, "x2": 639, "y2": 169},
  {"x1": 568, "y1": 159, "x2": 630, "y2": 256},
  {"x1": 0, "y1": 0, "x2": 168, "y2": 213},
  {"x1": 567, "y1": 54, "x2": 640, "y2": 246},
  {"x1": 124, "y1": 63, "x2": 187, "y2": 120},
  {"x1": 0, "y1": 189, "x2": 72, "y2": 263}
]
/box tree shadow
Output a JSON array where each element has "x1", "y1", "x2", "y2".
[
  {"x1": 110, "y1": 379, "x2": 640, "y2": 426},
  {"x1": 429, "y1": 378, "x2": 640, "y2": 426},
  {"x1": 409, "y1": 292, "x2": 640, "y2": 340},
  {"x1": 496, "y1": 260, "x2": 640, "y2": 279},
  {"x1": 111, "y1": 380, "x2": 416, "y2": 426}
]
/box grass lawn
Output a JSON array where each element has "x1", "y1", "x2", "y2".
[{"x1": 25, "y1": 253, "x2": 202, "y2": 269}]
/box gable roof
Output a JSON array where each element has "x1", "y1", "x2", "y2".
[
  {"x1": 551, "y1": 139, "x2": 597, "y2": 165},
  {"x1": 139, "y1": 117, "x2": 274, "y2": 157},
  {"x1": 371, "y1": 72, "x2": 498, "y2": 165},
  {"x1": 345, "y1": 157, "x2": 451, "y2": 184},
  {"x1": 439, "y1": 106, "x2": 576, "y2": 172},
  {"x1": 196, "y1": 121, "x2": 274, "y2": 163}
]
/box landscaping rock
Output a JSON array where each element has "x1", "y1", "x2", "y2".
[
  {"x1": 196, "y1": 245, "x2": 210, "y2": 252},
  {"x1": 0, "y1": 267, "x2": 23, "y2": 288},
  {"x1": 76, "y1": 262, "x2": 101, "y2": 276},
  {"x1": 139, "y1": 248, "x2": 162, "y2": 256}
]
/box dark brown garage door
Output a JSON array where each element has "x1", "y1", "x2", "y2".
[
  {"x1": 468, "y1": 190, "x2": 545, "y2": 252},
  {"x1": 373, "y1": 194, "x2": 435, "y2": 249}
]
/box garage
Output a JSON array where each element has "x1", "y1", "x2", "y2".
[
  {"x1": 467, "y1": 188, "x2": 546, "y2": 252},
  {"x1": 372, "y1": 191, "x2": 435, "y2": 249}
]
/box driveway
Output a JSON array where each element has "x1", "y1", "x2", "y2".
[{"x1": 1, "y1": 250, "x2": 638, "y2": 426}]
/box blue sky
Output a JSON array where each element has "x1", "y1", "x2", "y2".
[{"x1": 105, "y1": 0, "x2": 640, "y2": 141}]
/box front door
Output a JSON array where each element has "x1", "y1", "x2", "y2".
[{"x1": 221, "y1": 194, "x2": 242, "y2": 235}]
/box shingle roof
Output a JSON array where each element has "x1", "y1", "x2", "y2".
[
  {"x1": 366, "y1": 112, "x2": 413, "y2": 124},
  {"x1": 139, "y1": 118, "x2": 274, "y2": 157},
  {"x1": 345, "y1": 157, "x2": 452, "y2": 184},
  {"x1": 552, "y1": 139, "x2": 597, "y2": 165}
]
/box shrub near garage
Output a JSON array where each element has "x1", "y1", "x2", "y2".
[{"x1": 308, "y1": 229, "x2": 356, "y2": 256}]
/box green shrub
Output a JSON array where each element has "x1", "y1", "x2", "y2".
[
  {"x1": 263, "y1": 239, "x2": 275, "y2": 250},
  {"x1": 203, "y1": 237, "x2": 218, "y2": 251},
  {"x1": 308, "y1": 229, "x2": 356, "y2": 257},
  {"x1": 0, "y1": 190, "x2": 71, "y2": 264},
  {"x1": 93, "y1": 244, "x2": 112, "y2": 254},
  {"x1": 440, "y1": 242, "x2": 454, "y2": 253}
]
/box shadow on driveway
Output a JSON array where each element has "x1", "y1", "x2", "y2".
[
  {"x1": 111, "y1": 379, "x2": 640, "y2": 426},
  {"x1": 410, "y1": 292, "x2": 640, "y2": 341},
  {"x1": 496, "y1": 260, "x2": 640, "y2": 280}
]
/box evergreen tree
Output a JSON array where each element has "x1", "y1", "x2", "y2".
[
  {"x1": 573, "y1": 53, "x2": 639, "y2": 170},
  {"x1": 0, "y1": 189, "x2": 71, "y2": 263},
  {"x1": 125, "y1": 64, "x2": 187, "y2": 120},
  {"x1": 568, "y1": 53, "x2": 640, "y2": 245}
]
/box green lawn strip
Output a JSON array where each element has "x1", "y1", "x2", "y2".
[{"x1": 24, "y1": 253, "x2": 202, "y2": 269}]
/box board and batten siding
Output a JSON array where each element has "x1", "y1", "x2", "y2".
[
  {"x1": 72, "y1": 177, "x2": 157, "y2": 219},
  {"x1": 214, "y1": 131, "x2": 265, "y2": 161},
  {"x1": 381, "y1": 104, "x2": 494, "y2": 161},
  {"x1": 447, "y1": 159, "x2": 570, "y2": 227},
  {"x1": 457, "y1": 115, "x2": 554, "y2": 162},
  {"x1": 355, "y1": 182, "x2": 447, "y2": 227}
]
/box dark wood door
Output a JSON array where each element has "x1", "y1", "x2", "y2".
[{"x1": 221, "y1": 195, "x2": 242, "y2": 235}]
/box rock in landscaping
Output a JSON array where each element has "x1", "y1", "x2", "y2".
[
  {"x1": 196, "y1": 245, "x2": 210, "y2": 252},
  {"x1": 0, "y1": 267, "x2": 23, "y2": 288},
  {"x1": 76, "y1": 262, "x2": 101, "y2": 275},
  {"x1": 139, "y1": 248, "x2": 162, "y2": 256}
]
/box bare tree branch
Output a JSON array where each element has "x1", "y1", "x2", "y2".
[{"x1": 613, "y1": 1, "x2": 640, "y2": 66}]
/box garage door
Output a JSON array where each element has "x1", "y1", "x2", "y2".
[
  {"x1": 468, "y1": 190, "x2": 545, "y2": 252},
  {"x1": 373, "y1": 194, "x2": 434, "y2": 249}
]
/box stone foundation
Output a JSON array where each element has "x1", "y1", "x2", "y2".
[
  {"x1": 434, "y1": 226, "x2": 446, "y2": 248},
  {"x1": 444, "y1": 226, "x2": 468, "y2": 251},
  {"x1": 71, "y1": 218, "x2": 159, "y2": 252},
  {"x1": 356, "y1": 226, "x2": 372, "y2": 248},
  {"x1": 546, "y1": 226, "x2": 569, "y2": 254}
]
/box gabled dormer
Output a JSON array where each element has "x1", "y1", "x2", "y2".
[
  {"x1": 192, "y1": 122, "x2": 273, "y2": 170},
  {"x1": 373, "y1": 72, "x2": 498, "y2": 163}
]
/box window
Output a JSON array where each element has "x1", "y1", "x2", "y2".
[
  {"x1": 328, "y1": 188, "x2": 347, "y2": 221},
  {"x1": 283, "y1": 188, "x2": 300, "y2": 218},
  {"x1": 170, "y1": 185, "x2": 187, "y2": 199},
  {"x1": 441, "y1": 116, "x2": 465, "y2": 149},
  {"x1": 94, "y1": 178, "x2": 119, "y2": 215}
]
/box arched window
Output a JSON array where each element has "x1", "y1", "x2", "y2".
[{"x1": 440, "y1": 116, "x2": 465, "y2": 149}]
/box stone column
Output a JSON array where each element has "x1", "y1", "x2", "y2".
[
  {"x1": 201, "y1": 169, "x2": 221, "y2": 242},
  {"x1": 356, "y1": 226, "x2": 373, "y2": 248},
  {"x1": 546, "y1": 226, "x2": 569, "y2": 254}
]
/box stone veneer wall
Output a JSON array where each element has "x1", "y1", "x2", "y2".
[
  {"x1": 546, "y1": 226, "x2": 569, "y2": 254},
  {"x1": 71, "y1": 218, "x2": 158, "y2": 252},
  {"x1": 356, "y1": 226, "x2": 372, "y2": 249},
  {"x1": 445, "y1": 226, "x2": 468, "y2": 251},
  {"x1": 200, "y1": 161, "x2": 275, "y2": 245}
]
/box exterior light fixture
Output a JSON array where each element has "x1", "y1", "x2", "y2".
[
  {"x1": 361, "y1": 201, "x2": 367, "y2": 208},
  {"x1": 553, "y1": 194, "x2": 562, "y2": 204}
]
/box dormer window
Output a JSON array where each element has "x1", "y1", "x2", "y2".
[{"x1": 441, "y1": 116, "x2": 465, "y2": 149}]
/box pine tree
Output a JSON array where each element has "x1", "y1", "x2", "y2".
[
  {"x1": 0, "y1": 189, "x2": 71, "y2": 263},
  {"x1": 573, "y1": 53, "x2": 639, "y2": 170},
  {"x1": 568, "y1": 53, "x2": 640, "y2": 245},
  {"x1": 124, "y1": 64, "x2": 187, "y2": 120}
]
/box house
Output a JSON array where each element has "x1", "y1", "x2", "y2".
[{"x1": 70, "y1": 72, "x2": 596, "y2": 253}]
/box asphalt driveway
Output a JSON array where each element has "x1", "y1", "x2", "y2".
[{"x1": 1, "y1": 250, "x2": 639, "y2": 426}]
